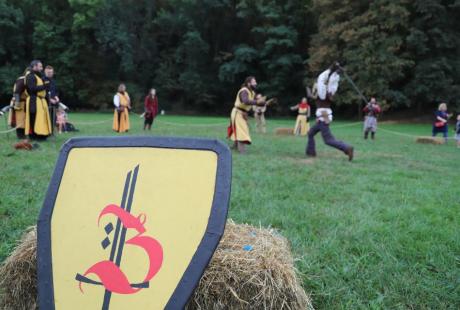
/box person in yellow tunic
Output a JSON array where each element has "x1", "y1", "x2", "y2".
[
  {"x1": 290, "y1": 97, "x2": 311, "y2": 136},
  {"x1": 227, "y1": 76, "x2": 265, "y2": 154},
  {"x1": 25, "y1": 60, "x2": 52, "y2": 140},
  {"x1": 8, "y1": 68, "x2": 30, "y2": 139},
  {"x1": 113, "y1": 83, "x2": 131, "y2": 133}
]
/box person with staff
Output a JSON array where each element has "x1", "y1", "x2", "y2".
[{"x1": 306, "y1": 62, "x2": 354, "y2": 161}]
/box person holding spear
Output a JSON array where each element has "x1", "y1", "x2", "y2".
[{"x1": 306, "y1": 62, "x2": 354, "y2": 161}]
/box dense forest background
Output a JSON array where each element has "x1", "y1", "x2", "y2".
[{"x1": 1, "y1": 0, "x2": 459, "y2": 115}]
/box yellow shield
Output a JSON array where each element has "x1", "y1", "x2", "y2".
[{"x1": 37, "y1": 137, "x2": 231, "y2": 309}]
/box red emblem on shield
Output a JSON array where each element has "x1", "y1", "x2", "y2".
[{"x1": 75, "y1": 165, "x2": 163, "y2": 308}]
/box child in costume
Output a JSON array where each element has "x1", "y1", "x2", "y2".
[{"x1": 56, "y1": 107, "x2": 67, "y2": 134}]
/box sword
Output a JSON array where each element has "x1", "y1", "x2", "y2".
[{"x1": 102, "y1": 165, "x2": 139, "y2": 310}]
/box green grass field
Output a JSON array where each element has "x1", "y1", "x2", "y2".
[{"x1": 0, "y1": 113, "x2": 459, "y2": 309}]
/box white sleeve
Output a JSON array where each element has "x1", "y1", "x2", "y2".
[
  {"x1": 113, "y1": 94, "x2": 120, "y2": 108},
  {"x1": 328, "y1": 72, "x2": 340, "y2": 96},
  {"x1": 317, "y1": 70, "x2": 329, "y2": 100}
]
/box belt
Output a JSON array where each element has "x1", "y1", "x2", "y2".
[
  {"x1": 30, "y1": 95, "x2": 46, "y2": 99},
  {"x1": 298, "y1": 113, "x2": 308, "y2": 116},
  {"x1": 236, "y1": 107, "x2": 249, "y2": 113}
]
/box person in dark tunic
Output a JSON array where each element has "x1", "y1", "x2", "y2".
[
  {"x1": 144, "y1": 88, "x2": 158, "y2": 130},
  {"x1": 25, "y1": 60, "x2": 52, "y2": 140},
  {"x1": 44, "y1": 65, "x2": 59, "y2": 134},
  {"x1": 306, "y1": 63, "x2": 354, "y2": 161},
  {"x1": 455, "y1": 114, "x2": 460, "y2": 148},
  {"x1": 432, "y1": 103, "x2": 451, "y2": 143}
]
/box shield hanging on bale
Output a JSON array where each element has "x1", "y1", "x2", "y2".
[{"x1": 37, "y1": 136, "x2": 231, "y2": 310}]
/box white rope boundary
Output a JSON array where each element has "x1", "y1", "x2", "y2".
[
  {"x1": 155, "y1": 119, "x2": 228, "y2": 127},
  {"x1": 378, "y1": 127, "x2": 457, "y2": 140},
  {"x1": 71, "y1": 119, "x2": 112, "y2": 126},
  {"x1": 1, "y1": 112, "x2": 457, "y2": 140},
  {"x1": 0, "y1": 127, "x2": 17, "y2": 134}
]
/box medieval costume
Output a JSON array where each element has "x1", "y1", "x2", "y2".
[
  {"x1": 144, "y1": 94, "x2": 158, "y2": 130},
  {"x1": 25, "y1": 71, "x2": 52, "y2": 139},
  {"x1": 291, "y1": 100, "x2": 310, "y2": 136},
  {"x1": 113, "y1": 91, "x2": 131, "y2": 133},
  {"x1": 252, "y1": 104, "x2": 267, "y2": 134},
  {"x1": 8, "y1": 73, "x2": 28, "y2": 139},
  {"x1": 44, "y1": 75, "x2": 59, "y2": 134},
  {"x1": 455, "y1": 115, "x2": 460, "y2": 148},
  {"x1": 306, "y1": 65, "x2": 354, "y2": 161},
  {"x1": 363, "y1": 100, "x2": 381, "y2": 139},
  {"x1": 228, "y1": 87, "x2": 258, "y2": 145},
  {"x1": 432, "y1": 104, "x2": 450, "y2": 143}
]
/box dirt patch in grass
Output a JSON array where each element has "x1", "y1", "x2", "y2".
[{"x1": 287, "y1": 157, "x2": 315, "y2": 165}]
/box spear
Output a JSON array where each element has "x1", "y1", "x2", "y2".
[{"x1": 338, "y1": 65, "x2": 369, "y2": 105}]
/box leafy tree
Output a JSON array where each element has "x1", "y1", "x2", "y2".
[
  {"x1": 0, "y1": 0, "x2": 457, "y2": 114},
  {"x1": 404, "y1": 0, "x2": 460, "y2": 111},
  {"x1": 309, "y1": 0, "x2": 413, "y2": 115},
  {"x1": 0, "y1": 0, "x2": 24, "y2": 97}
]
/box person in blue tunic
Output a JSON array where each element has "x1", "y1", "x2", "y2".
[{"x1": 432, "y1": 103, "x2": 451, "y2": 143}]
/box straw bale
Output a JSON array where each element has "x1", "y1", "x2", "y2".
[{"x1": 0, "y1": 222, "x2": 312, "y2": 310}]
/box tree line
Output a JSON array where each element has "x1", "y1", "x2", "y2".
[{"x1": 0, "y1": 0, "x2": 459, "y2": 115}]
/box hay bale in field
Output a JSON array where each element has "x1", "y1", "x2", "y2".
[
  {"x1": 416, "y1": 136, "x2": 445, "y2": 145},
  {"x1": 187, "y1": 220, "x2": 313, "y2": 310},
  {"x1": 0, "y1": 227, "x2": 37, "y2": 310},
  {"x1": 0, "y1": 222, "x2": 312, "y2": 310},
  {"x1": 275, "y1": 127, "x2": 294, "y2": 136}
]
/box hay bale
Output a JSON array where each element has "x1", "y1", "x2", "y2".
[
  {"x1": 187, "y1": 220, "x2": 313, "y2": 310},
  {"x1": 0, "y1": 227, "x2": 37, "y2": 310},
  {"x1": 275, "y1": 128, "x2": 294, "y2": 136},
  {"x1": 0, "y1": 222, "x2": 312, "y2": 310},
  {"x1": 416, "y1": 136, "x2": 445, "y2": 145}
]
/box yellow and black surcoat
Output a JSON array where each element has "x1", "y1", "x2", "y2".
[
  {"x1": 25, "y1": 72, "x2": 52, "y2": 136},
  {"x1": 8, "y1": 76, "x2": 28, "y2": 129},
  {"x1": 229, "y1": 87, "x2": 256, "y2": 144}
]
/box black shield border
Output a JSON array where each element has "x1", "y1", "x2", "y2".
[{"x1": 37, "y1": 136, "x2": 232, "y2": 310}]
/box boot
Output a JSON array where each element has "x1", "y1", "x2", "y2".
[
  {"x1": 371, "y1": 132, "x2": 375, "y2": 140},
  {"x1": 237, "y1": 142, "x2": 246, "y2": 154},
  {"x1": 346, "y1": 147, "x2": 354, "y2": 162},
  {"x1": 364, "y1": 130, "x2": 369, "y2": 140}
]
